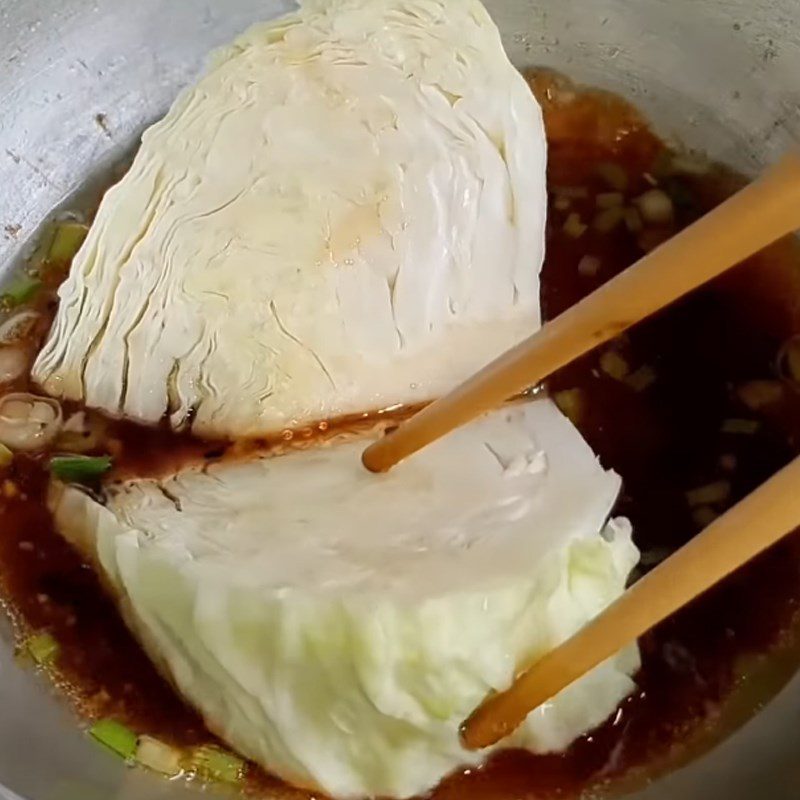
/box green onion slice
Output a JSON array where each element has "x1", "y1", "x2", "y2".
[
  {"x1": 186, "y1": 744, "x2": 246, "y2": 784},
  {"x1": 554, "y1": 388, "x2": 584, "y2": 425},
  {"x1": 625, "y1": 365, "x2": 658, "y2": 392},
  {"x1": 721, "y1": 418, "x2": 760, "y2": 435},
  {"x1": 90, "y1": 719, "x2": 137, "y2": 761},
  {"x1": 3, "y1": 274, "x2": 41, "y2": 307},
  {"x1": 26, "y1": 632, "x2": 59, "y2": 665},
  {"x1": 50, "y1": 454, "x2": 112, "y2": 483},
  {"x1": 686, "y1": 480, "x2": 731, "y2": 508},
  {"x1": 599, "y1": 350, "x2": 630, "y2": 381},
  {"x1": 48, "y1": 222, "x2": 89, "y2": 263}
]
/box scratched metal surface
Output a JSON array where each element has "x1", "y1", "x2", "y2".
[{"x1": 1, "y1": 1, "x2": 799, "y2": 799}]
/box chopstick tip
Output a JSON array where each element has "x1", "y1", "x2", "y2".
[
  {"x1": 361, "y1": 443, "x2": 389, "y2": 473},
  {"x1": 460, "y1": 699, "x2": 514, "y2": 751}
]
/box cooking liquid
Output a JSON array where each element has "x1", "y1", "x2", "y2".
[{"x1": 1, "y1": 71, "x2": 800, "y2": 799}]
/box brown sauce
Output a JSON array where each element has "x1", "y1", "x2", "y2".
[{"x1": 1, "y1": 69, "x2": 800, "y2": 799}]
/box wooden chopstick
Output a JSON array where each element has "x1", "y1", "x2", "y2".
[
  {"x1": 460, "y1": 454, "x2": 800, "y2": 750},
  {"x1": 363, "y1": 152, "x2": 800, "y2": 473}
]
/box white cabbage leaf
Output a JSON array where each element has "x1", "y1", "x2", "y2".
[
  {"x1": 51, "y1": 399, "x2": 639, "y2": 799},
  {"x1": 34, "y1": 0, "x2": 547, "y2": 438}
]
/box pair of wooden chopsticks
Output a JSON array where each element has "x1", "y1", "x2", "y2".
[{"x1": 362, "y1": 151, "x2": 800, "y2": 750}]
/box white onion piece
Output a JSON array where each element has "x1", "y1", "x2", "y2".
[
  {"x1": 0, "y1": 347, "x2": 28, "y2": 384},
  {"x1": 0, "y1": 310, "x2": 40, "y2": 345},
  {"x1": 0, "y1": 392, "x2": 62, "y2": 451}
]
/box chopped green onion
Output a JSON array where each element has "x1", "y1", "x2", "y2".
[
  {"x1": 777, "y1": 335, "x2": 800, "y2": 386},
  {"x1": 551, "y1": 185, "x2": 589, "y2": 199},
  {"x1": 563, "y1": 212, "x2": 587, "y2": 239},
  {"x1": 686, "y1": 480, "x2": 731, "y2": 508},
  {"x1": 786, "y1": 341, "x2": 800, "y2": 384},
  {"x1": 136, "y1": 735, "x2": 183, "y2": 777},
  {"x1": 592, "y1": 206, "x2": 624, "y2": 233},
  {"x1": 90, "y1": 719, "x2": 137, "y2": 761},
  {"x1": 625, "y1": 365, "x2": 658, "y2": 392},
  {"x1": 692, "y1": 505, "x2": 720, "y2": 529},
  {"x1": 595, "y1": 161, "x2": 628, "y2": 192},
  {"x1": 787, "y1": 352, "x2": 800, "y2": 385},
  {"x1": 599, "y1": 350, "x2": 630, "y2": 381},
  {"x1": 186, "y1": 745, "x2": 245, "y2": 784},
  {"x1": 577, "y1": 255, "x2": 601, "y2": 277},
  {"x1": 0, "y1": 443, "x2": 12, "y2": 468},
  {"x1": 737, "y1": 380, "x2": 784, "y2": 411},
  {"x1": 635, "y1": 189, "x2": 674, "y2": 225},
  {"x1": 596, "y1": 191, "x2": 624, "y2": 209},
  {"x1": 26, "y1": 632, "x2": 59, "y2": 665},
  {"x1": 623, "y1": 207, "x2": 643, "y2": 233},
  {"x1": 721, "y1": 418, "x2": 760, "y2": 435},
  {"x1": 670, "y1": 152, "x2": 711, "y2": 176},
  {"x1": 50, "y1": 454, "x2": 112, "y2": 483},
  {"x1": 3, "y1": 274, "x2": 41, "y2": 308},
  {"x1": 48, "y1": 222, "x2": 89, "y2": 263},
  {"x1": 554, "y1": 388, "x2": 583, "y2": 424}
]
